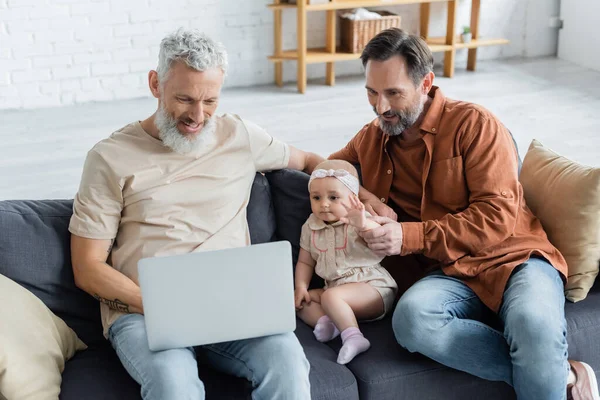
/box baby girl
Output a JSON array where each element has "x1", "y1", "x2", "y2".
[{"x1": 294, "y1": 160, "x2": 398, "y2": 364}]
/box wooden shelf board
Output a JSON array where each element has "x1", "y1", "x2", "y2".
[
  {"x1": 269, "y1": 43, "x2": 454, "y2": 63},
  {"x1": 267, "y1": 3, "x2": 298, "y2": 9},
  {"x1": 428, "y1": 44, "x2": 453, "y2": 52},
  {"x1": 427, "y1": 36, "x2": 510, "y2": 49},
  {"x1": 268, "y1": 0, "x2": 449, "y2": 11},
  {"x1": 269, "y1": 48, "x2": 360, "y2": 63}
]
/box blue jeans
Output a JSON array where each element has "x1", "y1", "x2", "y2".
[
  {"x1": 393, "y1": 257, "x2": 569, "y2": 400},
  {"x1": 108, "y1": 314, "x2": 311, "y2": 400}
]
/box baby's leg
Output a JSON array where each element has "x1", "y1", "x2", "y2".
[
  {"x1": 320, "y1": 283, "x2": 384, "y2": 364},
  {"x1": 297, "y1": 289, "x2": 325, "y2": 327},
  {"x1": 297, "y1": 289, "x2": 341, "y2": 342},
  {"x1": 320, "y1": 283, "x2": 384, "y2": 331}
]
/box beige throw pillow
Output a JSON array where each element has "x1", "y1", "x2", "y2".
[
  {"x1": 520, "y1": 139, "x2": 600, "y2": 302},
  {"x1": 0, "y1": 274, "x2": 87, "y2": 400}
]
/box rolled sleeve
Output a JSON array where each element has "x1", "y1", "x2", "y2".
[
  {"x1": 400, "y1": 222, "x2": 424, "y2": 256},
  {"x1": 69, "y1": 149, "x2": 123, "y2": 240}
]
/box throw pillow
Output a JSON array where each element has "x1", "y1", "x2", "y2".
[
  {"x1": 0, "y1": 274, "x2": 87, "y2": 399},
  {"x1": 519, "y1": 139, "x2": 600, "y2": 302}
]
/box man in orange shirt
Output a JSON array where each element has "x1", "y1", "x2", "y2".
[{"x1": 329, "y1": 28, "x2": 597, "y2": 400}]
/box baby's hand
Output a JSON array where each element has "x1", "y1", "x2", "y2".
[
  {"x1": 341, "y1": 195, "x2": 368, "y2": 230},
  {"x1": 294, "y1": 287, "x2": 311, "y2": 310}
]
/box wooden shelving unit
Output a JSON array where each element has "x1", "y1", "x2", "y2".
[{"x1": 267, "y1": 0, "x2": 510, "y2": 93}]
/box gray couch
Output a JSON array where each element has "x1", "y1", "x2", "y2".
[{"x1": 1, "y1": 169, "x2": 599, "y2": 400}]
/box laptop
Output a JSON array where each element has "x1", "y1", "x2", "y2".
[{"x1": 138, "y1": 241, "x2": 296, "y2": 351}]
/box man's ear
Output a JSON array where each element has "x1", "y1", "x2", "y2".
[
  {"x1": 421, "y1": 71, "x2": 435, "y2": 95},
  {"x1": 148, "y1": 70, "x2": 160, "y2": 99}
]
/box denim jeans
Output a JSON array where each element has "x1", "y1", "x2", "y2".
[
  {"x1": 108, "y1": 313, "x2": 311, "y2": 400},
  {"x1": 392, "y1": 257, "x2": 569, "y2": 400}
]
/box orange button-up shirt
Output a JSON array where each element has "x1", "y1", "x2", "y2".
[{"x1": 329, "y1": 86, "x2": 568, "y2": 312}]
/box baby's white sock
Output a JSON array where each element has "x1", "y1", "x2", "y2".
[
  {"x1": 337, "y1": 327, "x2": 370, "y2": 365},
  {"x1": 313, "y1": 315, "x2": 340, "y2": 342}
]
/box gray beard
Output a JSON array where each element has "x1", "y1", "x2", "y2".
[
  {"x1": 375, "y1": 100, "x2": 424, "y2": 137},
  {"x1": 154, "y1": 104, "x2": 216, "y2": 155}
]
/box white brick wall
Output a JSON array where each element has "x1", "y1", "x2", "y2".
[{"x1": 0, "y1": 0, "x2": 559, "y2": 110}]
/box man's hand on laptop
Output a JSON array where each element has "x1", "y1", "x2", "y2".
[{"x1": 294, "y1": 287, "x2": 311, "y2": 310}]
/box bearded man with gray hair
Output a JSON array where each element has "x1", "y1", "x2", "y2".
[{"x1": 68, "y1": 28, "x2": 321, "y2": 399}]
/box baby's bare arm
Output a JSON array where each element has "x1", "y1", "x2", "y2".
[{"x1": 295, "y1": 248, "x2": 316, "y2": 289}]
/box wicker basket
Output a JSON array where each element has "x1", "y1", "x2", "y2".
[{"x1": 341, "y1": 11, "x2": 401, "y2": 54}]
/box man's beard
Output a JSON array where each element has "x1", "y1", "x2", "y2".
[
  {"x1": 154, "y1": 103, "x2": 216, "y2": 155},
  {"x1": 374, "y1": 100, "x2": 424, "y2": 137}
]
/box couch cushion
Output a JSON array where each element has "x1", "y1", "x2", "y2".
[
  {"x1": 265, "y1": 169, "x2": 311, "y2": 264},
  {"x1": 0, "y1": 199, "x2": 105, "y2": 346},
  {"x1": 266, "y1": 169, "x2": 324, "y2": 289},
  {"x1": 565, "y1": 282, "x2": 600, "y2": 369},
  {"x1": 60, "y1": 343, "x2": 140, "y2": 400},
  {"x1": 294, "y1": 320, "x2": 359, "y2": 400},
  {"x1": 247, "y1": 173, "x2": 277, "y2": 245},
  {"x1": 519, "y1": 139, "x2": 600, "y2": 302}
]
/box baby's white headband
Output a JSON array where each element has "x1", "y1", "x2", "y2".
[{"x1": 308, "y1": 169, "x2": 360, "y2": 195}]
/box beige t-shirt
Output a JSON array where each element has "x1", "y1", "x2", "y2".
[{"x1": 69, "y1": 114, "x2": 290, "y2": 336}]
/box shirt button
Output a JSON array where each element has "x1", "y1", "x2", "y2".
[
  {"x1": 380, "y1": 197, "x2": 386, "y2": 203},
  {"x1": 387, "y1": 169, "x2": 392, "y2": 174},
  {"x1": 501, "y1": 191, "x2": 508, "y2": 196},
  {"x1": 431, "y1": 128, "x2": 436, "y2": 132}
]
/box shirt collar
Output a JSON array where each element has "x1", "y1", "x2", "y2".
[
  {"x1": 307, "y1": 214, "x2": 344, "y2": 230},
  {"x1": 419, "y1": 86, "x2": 446, "y2": 135}
]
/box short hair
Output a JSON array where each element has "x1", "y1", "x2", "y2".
[
  {"x1": 157, "y1": 28, "x2": 228, "y2": 83},
  {"x1": 360, "y1": 28, "x2": 433, "y2": 86},
  {"x1": 314, "y1": 160, "x2": 359, "y2": 179}
]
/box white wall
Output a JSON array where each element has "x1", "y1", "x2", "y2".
[
  {"x1": 524, "y1": 0, "x2": 560, "y2": 57},
  {"x1": 558, "y1": 0, "x2": 600, "y2": 72},
  {"x1": 0, "y1": 0, "x2": 559, "y2": 110}
]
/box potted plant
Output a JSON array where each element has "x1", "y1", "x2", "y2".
[{"x1": 461, "y1": 26, "x2": 472, "y2": 43}]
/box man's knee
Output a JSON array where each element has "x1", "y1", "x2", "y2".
[
  {"x1": 392, "y1": 293, "x2": 444, "y2": 351},
  {"x1": 504, "y1": 305, "x2": 567, "y2": 355},
  {"x1": 141, "y1": 348, "x2": 205, "y2": 398},
  {"x1": 504, "y1": 259, "x2": 567, "y2": 356},
  {"x1": 251, "y1": 332, "x2": 310, "y2": 391},
  {"x1": 264, "y1": 332, "x2": 309, "y2": 372}
]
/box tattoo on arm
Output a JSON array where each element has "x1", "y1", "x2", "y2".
[{"x1": 93, "y1": 294, "x2": 130, "y2": 313}]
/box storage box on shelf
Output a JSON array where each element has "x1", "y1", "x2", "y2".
[{"x1": 340, "y1": 11, "x2": 401, "y2": 54}]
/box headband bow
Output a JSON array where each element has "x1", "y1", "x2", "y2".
[{"x1": 308, "y1": 169, "x2": 359, "y2": 195}]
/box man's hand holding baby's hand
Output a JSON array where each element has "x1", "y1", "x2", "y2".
[
  {"x1": 359, "y1": 216, "x2": 403, "y2": 256},
  {"x1": 340, "y1": 195, "x2": 368, "y2": 230},
  {"x1": 294, "y1": 287, "x2": 311, "y2": 310}
]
